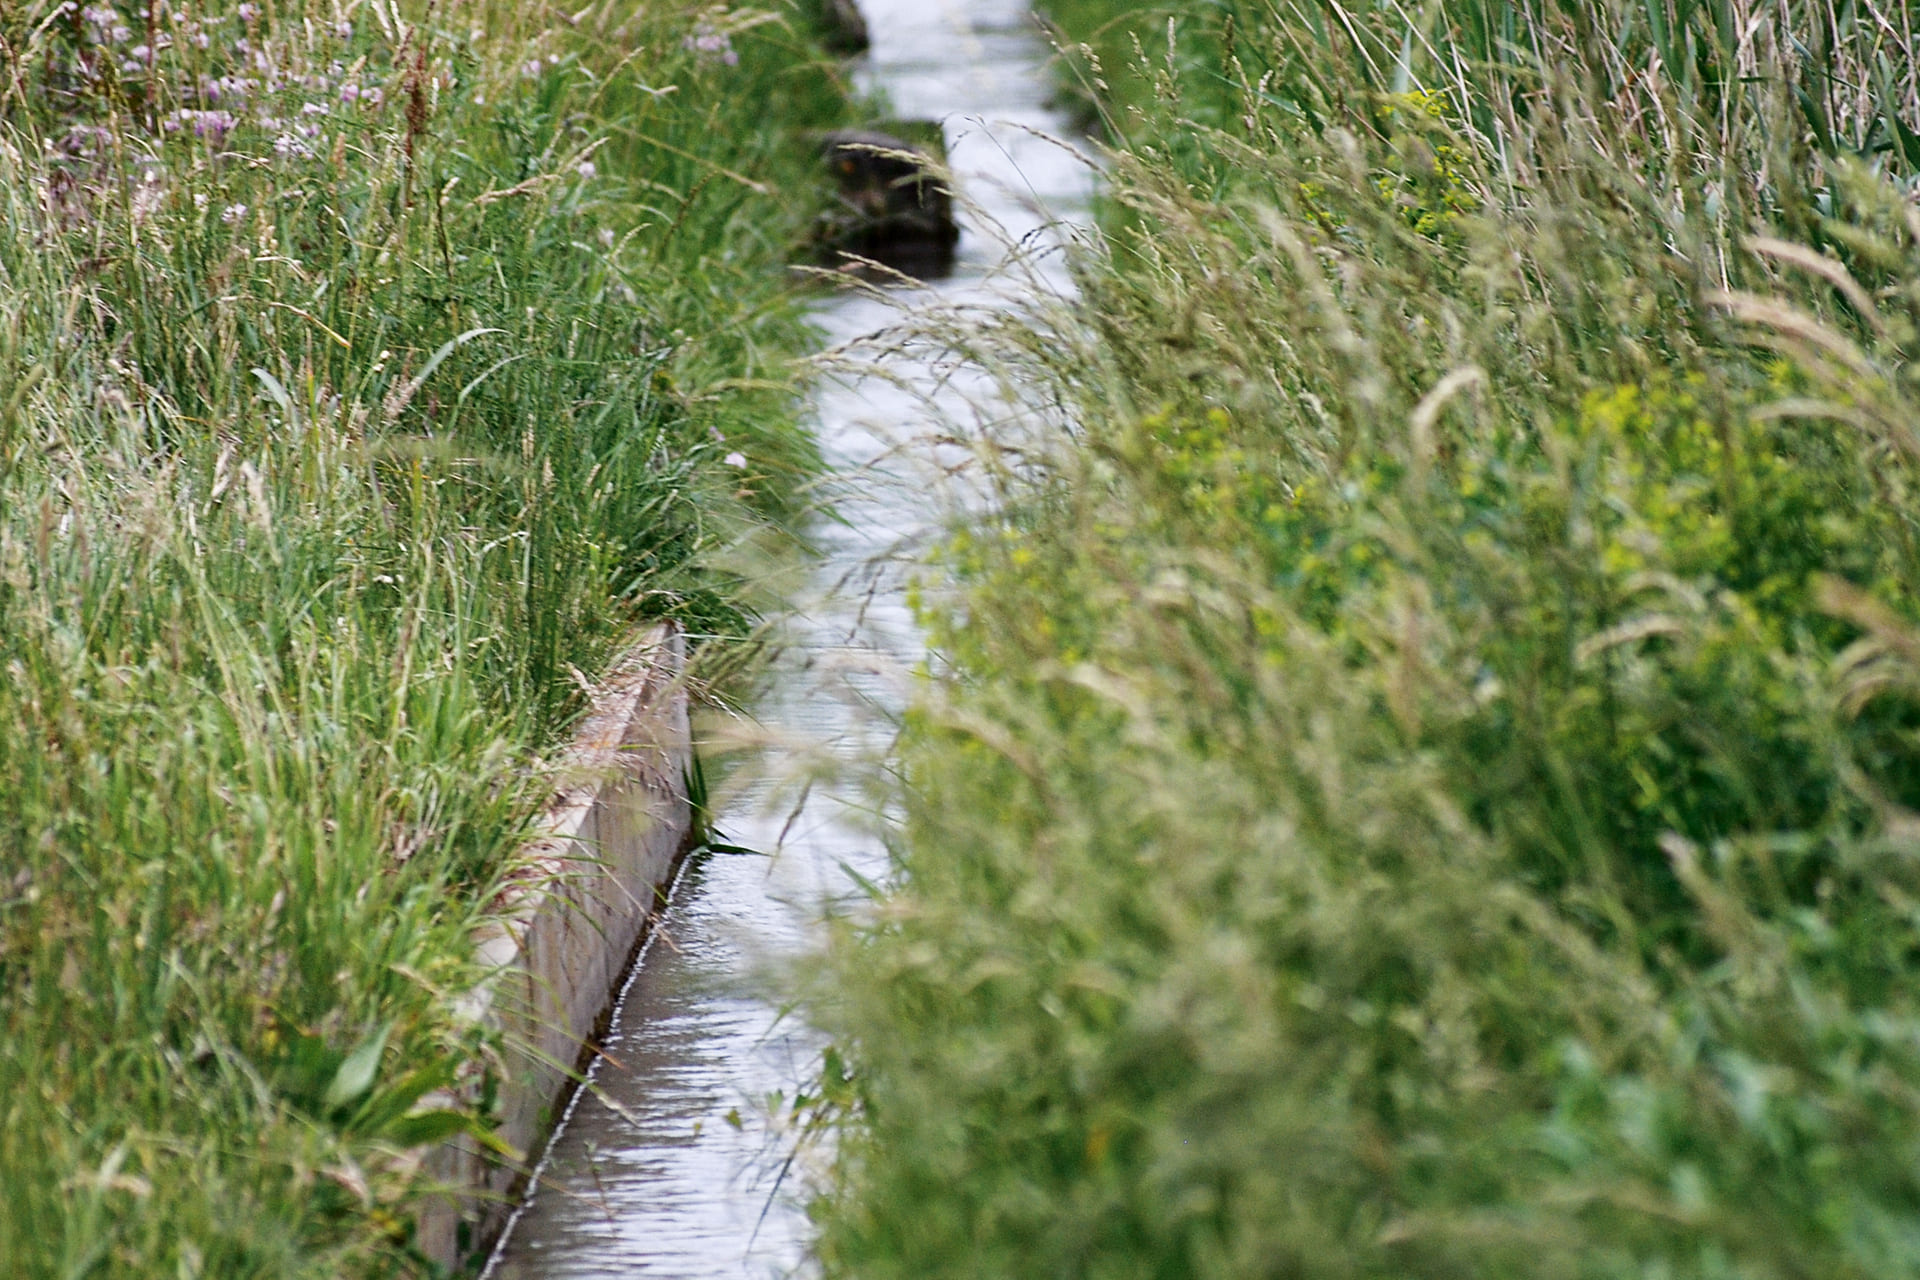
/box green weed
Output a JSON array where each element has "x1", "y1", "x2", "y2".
[
  {"x1": 0, "y1": 1, "x2": 853, "y2": 1274},
  {"x1": 808, "y1": 2, "x2": 1920, "y2": 1277}
]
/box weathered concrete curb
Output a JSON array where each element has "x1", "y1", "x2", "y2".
[{"x1": 415, "y1": 623, "x2": 695, "y2": 1271}]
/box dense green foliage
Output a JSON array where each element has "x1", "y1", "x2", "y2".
[
  {"x1": 808, "y1": 1, "x2": 1920, "y2": 1276},
  {"x1": 0, "y1": 1, "x2": 850, "y2": 1274}
]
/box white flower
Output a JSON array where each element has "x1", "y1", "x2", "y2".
[
  {"x1": 221, "y1": 202, "x2": 248, "y2": 223},
  {"x1": 132, "y1": 174, "x2": 165, "y2": 222},
  {"x1": 723, "y1": 451, "x2": 747, "y2": 469}
]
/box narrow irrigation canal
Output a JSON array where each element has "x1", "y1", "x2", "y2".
[{"x1": 485, "y1": 3, "x2": 1091, "y2": 1276}]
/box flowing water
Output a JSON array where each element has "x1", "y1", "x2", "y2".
[{"x1": 485, "y1": 4, "x2": 1090, "y2": 1274}]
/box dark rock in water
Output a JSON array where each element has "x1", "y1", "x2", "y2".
[
  {"x1": 816, "y1": 0, "x2": 869, "y2": 55},
  {"x1": 815, "y1": 128, "x2": 959, "y2": 276},
  {"x1": 821, "y1": 131, "x2": 953, "y2": 233}
]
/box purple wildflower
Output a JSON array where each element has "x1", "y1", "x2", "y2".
[
  {"x1": 57, "y1": 124, "x2": 112, "y2": 157},
  {"x1": 190, "y1": 109, "x2": 237, "y2": 141},
  {"x1": 682, "y1": 23, "x2": 739, "y2": 67}
]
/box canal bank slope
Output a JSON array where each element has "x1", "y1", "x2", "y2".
[
  {"x1": 0, "y1": 3, "x2": 855, "y2": 1277},
  {"x1": 806, "y1": 2, "x2": 1920, "y2": 1278}
]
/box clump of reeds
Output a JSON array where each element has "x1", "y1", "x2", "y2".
[{"x1": 804, "y1": 1, "x2": 1920, "y2": 1277}]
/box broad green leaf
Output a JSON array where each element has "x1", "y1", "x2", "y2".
[{"x1": 324, "y1": 1023, "x2": 391, "y2": 1112}]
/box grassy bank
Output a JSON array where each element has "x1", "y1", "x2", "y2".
[
  {"x1": 0, "y1": 1, "x2": 852, "y2": 1274},
  {"x1": 807, "y1": 1, "x2": 1920, "y2": 1276}
]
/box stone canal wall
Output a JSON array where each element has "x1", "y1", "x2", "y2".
[{"x1": 416, "y1": 624, "x2": 696, "y2": 1270}]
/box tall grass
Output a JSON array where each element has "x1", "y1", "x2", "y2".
[
  {"x1": 805, "y1": 1, "x2": 1920, "y2": 1277},
  {"x1": 1045, "y1": 0, "x2": 1919, "y2": 191},
  {"x1": 0, "y1": 1, "x2": 852, "y2": 1275}
]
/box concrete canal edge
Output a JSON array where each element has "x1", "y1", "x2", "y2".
[{"x1": 415, "y1": 623, "x2": 697, "y2": 1272}]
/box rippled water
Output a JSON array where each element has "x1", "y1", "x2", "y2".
[{"x1": 485, "y1": 4, "x2": 1090, "y2": 1275}]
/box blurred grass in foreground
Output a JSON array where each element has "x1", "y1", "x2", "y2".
[
  {"x1": 805, "y1": 1, "x2": 1920, "y2": 1277},
  {"x1": 0, "y1": 1, "x2": 852, "y2": 1274}
]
